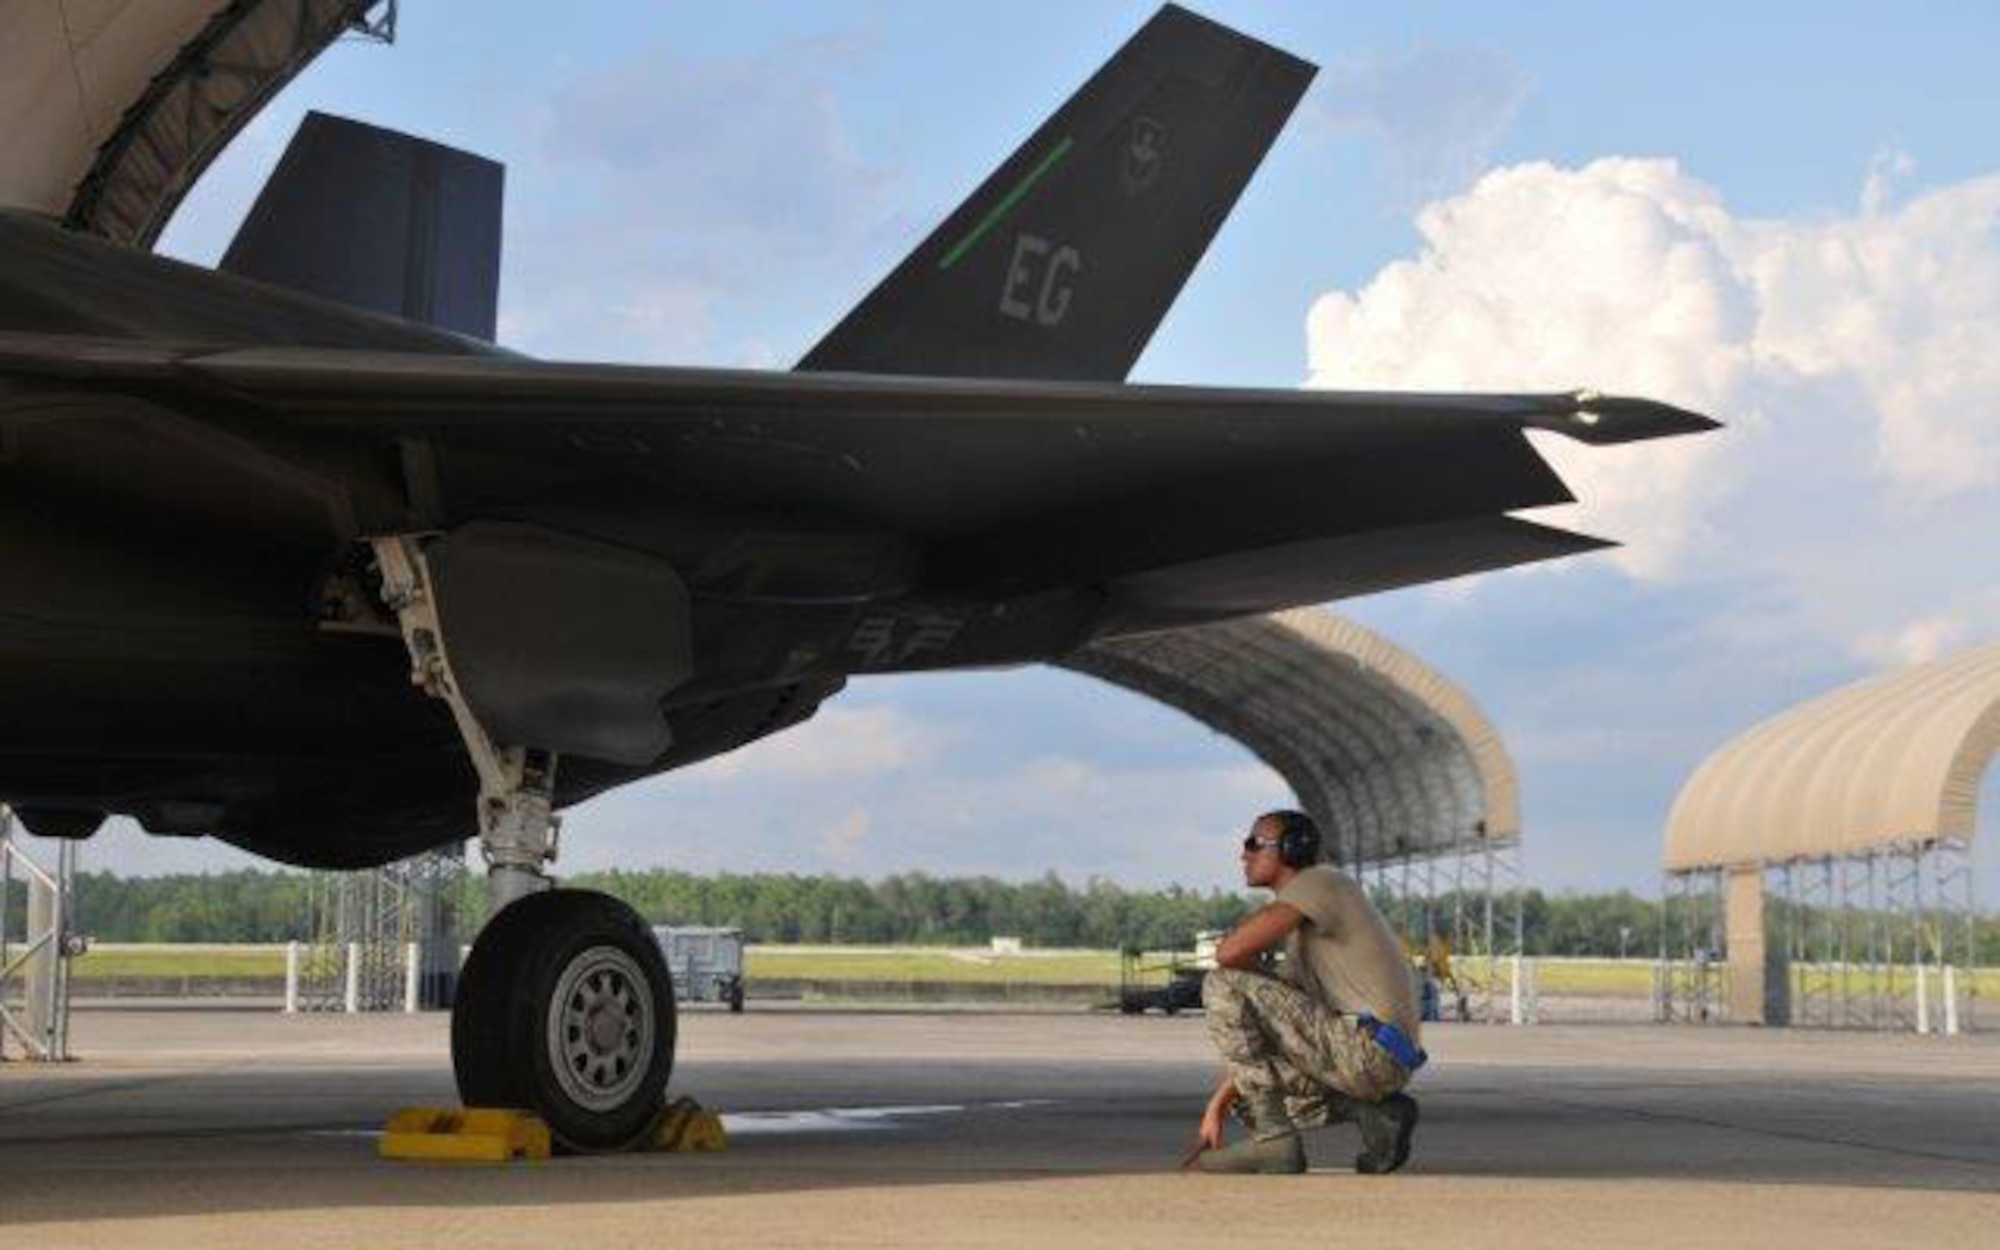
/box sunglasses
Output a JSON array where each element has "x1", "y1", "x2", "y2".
[{"x1": 1241, "y1": 834, "x2": 1281, "y2": 853}]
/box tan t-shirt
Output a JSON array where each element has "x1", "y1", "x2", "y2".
[{"x1": 1275, "y1": 865, "x2": 1420, "y2": 1042}]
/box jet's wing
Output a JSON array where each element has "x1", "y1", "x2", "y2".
[{"x1": 0, "y1": 334, "x2": 1715, "y2": 617}]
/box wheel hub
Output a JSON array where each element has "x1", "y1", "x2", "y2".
[
  {"x1": 547, "y1": 945, "x2": 655, "y2": 1112},
  {"x1": 587, "y1": 1004, "x2": 625, "y2": 1052}
]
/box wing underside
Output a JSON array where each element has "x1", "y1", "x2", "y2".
[{"x1": 0, "y1": 334, "x2": 1714, "y2": 621}]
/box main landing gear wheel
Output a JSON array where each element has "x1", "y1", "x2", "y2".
[{"x1": 452, "y1": 889, "x2": 677, "y2": 1152}]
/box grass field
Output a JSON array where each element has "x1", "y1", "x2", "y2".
[
  {"x1": 66, "y1": 946, "x2": 1133, "y2": 985},
  {"x1": 59, "y1": 945, "x2": 2000, "y2": 999},
  {"x1": 744, "y1": 949, "x2": 1125, "y2": 985},
  {"x1": 73, "y1": 948, "x2": 286, "y2": 979}
]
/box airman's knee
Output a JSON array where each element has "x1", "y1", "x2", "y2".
[{"x1": 1203, "y1": 966, "x2": 1254, "y2": 1008}]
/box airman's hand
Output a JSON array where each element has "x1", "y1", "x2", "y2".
[
  {"x1": 1198, "y1": 1102, "x2": 1225, "y2": 1151},
  {"x1": 1179, "y1": 1106, "x2": 1227, "y2": 1169}
]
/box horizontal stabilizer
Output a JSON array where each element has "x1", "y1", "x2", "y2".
[
  {"x1": 1096, "y1": 515, "x2": 1615, "y2": 634},
  {"x1": 221, "y1": 113, "x2": 504, "y2": 340},
  {"x1": 799, "y1": 4, "x2": 1315, "y2": 381}
]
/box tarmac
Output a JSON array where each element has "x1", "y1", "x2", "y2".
[{"x1": 1, "y1": 1005, "x2": 1995, "y2": 1248}]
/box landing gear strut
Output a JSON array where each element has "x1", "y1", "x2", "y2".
[{"x1": 373, "y1": 536, "x2": 676, "y2": 1151}]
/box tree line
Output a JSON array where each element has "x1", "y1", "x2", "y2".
[{"x1": 44, "y1": 868, "x2": 2000, "y2": 962}]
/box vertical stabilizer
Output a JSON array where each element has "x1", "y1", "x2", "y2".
[
  {"x1": 221, "y1": 112, "x2": 503, "y2": 340},
  {"x1": 799, "y1": 5, "x2": 1314, "y2": 381}
]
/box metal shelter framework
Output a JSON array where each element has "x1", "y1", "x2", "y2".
[
  {"x1": 2, "y1": 0, "x2": 393, "y2": 248},
  {"x1": 1659, "y1": 640, "x2": 1996, "y2": 1032},
  {"x1": 0, "y1": 805, "x2": 80, "y2": 1061},
  {"x1": 294, "y1": 845, "x2": 469, "y2": 1013},
  {"x1": 1064, "y1": 607, "x2": 1525, "y2": 1020}
]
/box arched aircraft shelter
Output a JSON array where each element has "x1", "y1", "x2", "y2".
[
  {"x1": 1660, "y1": 640, "x2": 1995, "y2": 1031},
  {"x1": 1064, "y1": 607, "x2": 1525, "y2": 1017},
  {"x1": 2, "y1": 0, "x2": 393, "y2": 248}
]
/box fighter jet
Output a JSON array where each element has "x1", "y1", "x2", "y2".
[{"x1": 0, "y1": 6, "x2": 1712, "y2": 1146}]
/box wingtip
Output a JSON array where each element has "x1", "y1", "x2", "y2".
[{"x1": 1528, "y1": 391, "x2": 1722, "y2": 445}]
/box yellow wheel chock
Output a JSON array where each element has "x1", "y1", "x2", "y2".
[
  {"x1": 378, "y1": 1098, "x2": 726, "y2": 1162},
  {"x1": 379, "y1": 1107, "x2": 552, "y2": 1162},
  {"x1": 649, "y1": 1097, "x2": 728, "y2": 1152}
]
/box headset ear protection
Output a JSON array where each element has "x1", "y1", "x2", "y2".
[{"x1": 1274, "y1": 810, "x2": 1321, "y2": 869}]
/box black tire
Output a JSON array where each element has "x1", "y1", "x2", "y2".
[
  {"x1": 727, "y1": 980, "x2": 746, "y2": 1014},
  {"x1": 453, "y1": 889, "x2": 677, "y2": 1152}
]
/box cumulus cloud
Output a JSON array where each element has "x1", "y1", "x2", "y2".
[
  {"x1": 1745, "y1": 176, "x2": 2000, "y2": 497},
  {"x1": 1860, "y1": 149, "x2": 1915, "y2": 218},
  {"x1": 1308, "y1": 158, "x2": 1752, "y2": 578},
  {"x1": 1305, "y1": 156, "x2": 2000, "y2": 659}
]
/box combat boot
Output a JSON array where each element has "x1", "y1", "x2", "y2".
[
  {"x1": 1354, "y1": 1092, "x2": 1419, "y2": 1174},
  {"x1": 1194, "y1": 1131, "x2": 1307, "y2": 1174},
  {"x1": 1196, "y1": 1087, "x2": 1307, "y2": 1174}
]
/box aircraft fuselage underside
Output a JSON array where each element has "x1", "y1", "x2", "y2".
[{"x1": 0, "y1": 404, "x2": 1102, "y2": 865}]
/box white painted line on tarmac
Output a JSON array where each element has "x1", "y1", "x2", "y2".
[
  {"x1": 305, "y1": 1099, "x2": 1064, "y2": 1142},
  {"x1": 722, "y1": 1099, "x2": 1061, "y2": 1136}
]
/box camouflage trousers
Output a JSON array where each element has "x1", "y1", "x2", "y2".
[{"x1": 1202, "y1": 967, "x2": 1409, "y2": 1130}]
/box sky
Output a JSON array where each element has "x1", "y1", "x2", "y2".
[{"x1": 61, "y1": 1, "x2": 2000, "y2": 901}]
